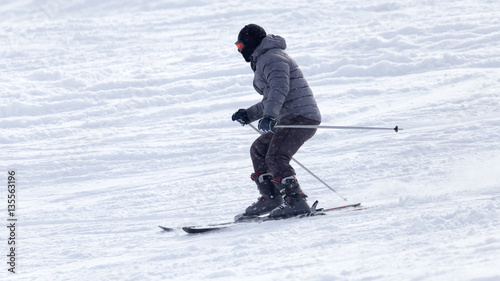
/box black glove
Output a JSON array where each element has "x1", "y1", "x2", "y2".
[
  {"x1": 258, "y1": 116, "x2": 276, "y2": 133},
  {"x1": 232, "y1": 109, "x2": 250, "y2": 125}
]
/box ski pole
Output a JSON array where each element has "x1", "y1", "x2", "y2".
[
  {"x1": 248, "y1": 123, "x2": 348, "y2": 201},
  {"x1": 274, "y1": 125, "x2": 402, "y2": 133}
]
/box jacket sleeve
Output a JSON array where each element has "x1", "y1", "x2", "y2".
[
  {"x1": 262, "y1": 60, "x2": 290, "y2": 119},
  {"x1": 246, "y1": 100, "x2": 264, "y2": 122}
]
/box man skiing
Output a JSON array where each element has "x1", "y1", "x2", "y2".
[{"x1": 232, "y1": 24, "x2": 322, "y2": 218}]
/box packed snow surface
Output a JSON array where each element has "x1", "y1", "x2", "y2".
[{"x1": 1, "y1": 0, "x2": 499, "y2": 280}]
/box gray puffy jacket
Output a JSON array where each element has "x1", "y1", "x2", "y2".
[{"x1": 245, "y1": 35, "x2": 321, "y2": 123}]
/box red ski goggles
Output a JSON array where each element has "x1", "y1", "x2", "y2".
[{"x1": 235, "y1": 41, "x2": 244, "y2": 52}]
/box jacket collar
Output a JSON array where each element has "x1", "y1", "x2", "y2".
[{"x1": 250, "y1": 34, "x2": 287, "y2": 71}]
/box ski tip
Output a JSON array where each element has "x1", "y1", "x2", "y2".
[{"x1": 158, "y1": 225, "x2": 175, "y2": 232}]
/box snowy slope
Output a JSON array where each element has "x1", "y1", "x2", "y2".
[{"x1": 1, "y1": 0, "x2": 499, "y2": 280}]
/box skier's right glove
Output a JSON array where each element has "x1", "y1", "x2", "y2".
[
  {"x1": 258, "y1": 116, "x2": 276, "y2": 133},
  {"x1": 232, "y1": 109, "x2": 250, "y2": 125}
]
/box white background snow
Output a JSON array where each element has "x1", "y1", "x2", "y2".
[{"x1": 1, "y1": 0, "x2": 499, "y2": 280}]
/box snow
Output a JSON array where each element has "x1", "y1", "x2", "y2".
[{"x1": 1, "y1": 0, "x2": 499, "y2": 280}]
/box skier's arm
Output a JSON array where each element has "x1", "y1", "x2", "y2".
[
  {"x1": 246, "y1": 99, "x2": 264, "y2": 122},
  {"x1": 262, "y1": 60, "x2": 290, "y2": 119}
]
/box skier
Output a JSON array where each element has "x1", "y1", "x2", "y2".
[{"x1": 232, "y1": 24, "x2": 322, "y2": 218}]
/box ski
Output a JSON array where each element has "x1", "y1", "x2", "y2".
[{"x1": 159, "y1": 202, "x2": 363, "y2": 234}]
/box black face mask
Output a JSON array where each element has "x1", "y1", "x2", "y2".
[{"x1": 240, "y1": 40, "x2": 260, "y2": 62}]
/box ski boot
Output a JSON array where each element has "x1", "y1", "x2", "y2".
[
  {"x1": 269, "y1": 175, "x2": 310, "y2": 218},
  {"x1": 243, "y1": 172, "x2": 284, "y2": 216}
]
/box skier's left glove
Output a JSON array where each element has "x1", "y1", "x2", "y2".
[
  {"x1": 232, "y1": 109, "x2": 250, "y2": 125},
  {"x1": 258, "y1": 116, "x2": 276, "y2": 133}
]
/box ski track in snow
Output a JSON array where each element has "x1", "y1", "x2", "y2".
[{"x1": 1, "y1": 0, "x2": 499, "y2": 280}]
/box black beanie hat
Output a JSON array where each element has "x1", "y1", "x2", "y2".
[{"x1": 237, "y1": 24, "x2": 267, "y2": 62}]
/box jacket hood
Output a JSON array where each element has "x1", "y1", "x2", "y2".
[{"x1": 251, "y1": 34, "x2": 287, "y2": 63}]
